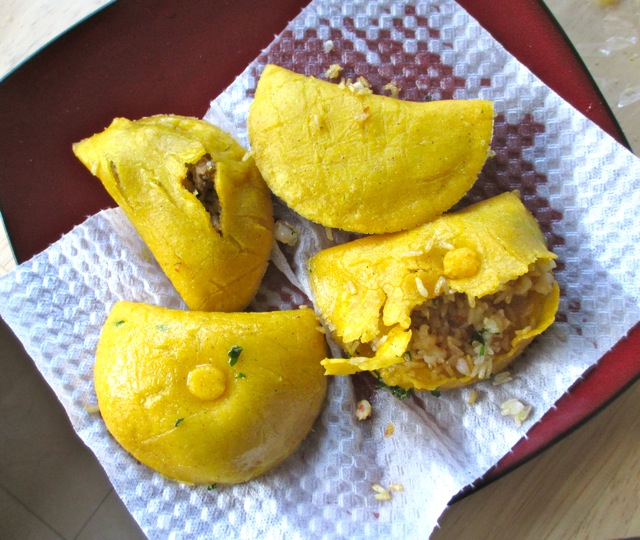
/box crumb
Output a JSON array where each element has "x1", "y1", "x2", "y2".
[
  {"x1": 356, "y1": 399, "x2": 372, "y2": 420},
  {"x1": 468, "y1": 388, "x2": 479, "y2": 405},
  {"x1": 323, "y1": 40, "x2": 334, "y2": 53},
  {"x1": 384, "y1": 423, "x2": 395, "y2": 437},
  {"x1": 371, "y1": 484, "x2": 392, "y2": 501},
  {"x1": 325, "y1": 64, "x2": 343, "y2": 79},
  {"x1": 273, "y1": 220, "x2": 300, "y2": 246},
  {"x1": 382, "y1": 81, "x2": 401, "y2": 98},
  {"x1": 355, "y1": 106, "x2": 370, "y2": 123},
  {"x1": 500, "y1": 398, "x2": 532, "y2": 427},
  {"x1": 389, "y1": 483, "x2": 404, "y2": 492},
  {"x1": 415, "y1": 276, "x2": 430, "y2": 298},
  {"x1": 492, "y1": 371, "x2": 513, "y2": 386},
  {"x1": 83, "y1": 404, "x2": 100, "y2": 414}
]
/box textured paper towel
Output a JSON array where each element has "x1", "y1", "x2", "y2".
[{"x1": 2, "y1": 0, "x2": 640, "y2": 538}]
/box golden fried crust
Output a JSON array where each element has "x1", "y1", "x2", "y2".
[
  {"x1": 73, "y1": 115, "x2": 274, "y2": 312},
  {"x1": 95, "y1": 302, "x2": 328, "y2": 485},
  {"x1": 248, "y1": 64, "x2": 494, "y2": 233}
]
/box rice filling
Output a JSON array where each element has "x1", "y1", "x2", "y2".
[
  {"x1": 183, "y1": 154, "x2": 221, "y2": 233},
  {"x1": 401, "y1": 259, "x2": 556, "y2": 381}
]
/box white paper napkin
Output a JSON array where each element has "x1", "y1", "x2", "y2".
[{"x1": 2, "y1": 0, "x2": 640, "y2": 538}]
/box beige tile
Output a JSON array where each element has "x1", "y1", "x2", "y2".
[
  {"x1": 76, "y1": 489, "x2": 146, "y2": 540},
  {"x1": 0, "y1": 213, "x2": 16, "y2": 276},
  {"x1": 0, "y1": 319, "x2": 112, "y2": 538},
  {"x1": 0, "y1": 484, "x2": 63, "y2": 539}
]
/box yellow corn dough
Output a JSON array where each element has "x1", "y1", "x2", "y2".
[
  {"x1": 94, "y1": 302, "x2": 328, "y2": 485},
  {"x1": 309, "y1": 192, "x2": 559, "y2": 391},
  {"x1": 248, "y1": 64, "x2": 494, "y2": 233},
  {"x1": 73, "y1": 115, "x2": 273, "y2": 312}
]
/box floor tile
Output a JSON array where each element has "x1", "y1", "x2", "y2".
[
  {"x1": 0, "y1": 484, "x2": 64, "y2": 540},
  {"x1": 76, "y1": 489, "x2": 146, "y2": 540},
  {"x1": 0, "y1": 320, "x2": 112, "y2": 538}
]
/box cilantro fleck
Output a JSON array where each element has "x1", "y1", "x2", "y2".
[
  {"x1": 156, "y1": 324, "x2": 168, "y2": 331},
  {"x1": 372, "y1": 370, "x2": 413, "y2": 400},
  {"x1": 236, "y1": 372, "x2": 247, "y2": 380},
  {"x1": 114, "y1": 320, "x2": 126, "y2": 327},
  {"x1": 430, "y1": 389, "x2": 442, "y2": 398},
  {"x1": 471, "y1": 329, "x2": 486, "y2": 356},
  {"x1": 174, "y1": 418, "x2": 185, "y2": 427},
  {"x1": 207, "y1": 483, "x2": 217, "y2": 491},
  {"x1": 228, "y1": 345, "x2": 243, "y2": 366}
]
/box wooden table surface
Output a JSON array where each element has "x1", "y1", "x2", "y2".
[{"x1": 0, "y1": 1, "x2": 638, "y2": 539}]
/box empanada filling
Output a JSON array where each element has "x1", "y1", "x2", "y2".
[
  {"x1": 355, "y1": 259, "x2": 556, "y2": 382},
  {"x1": 183, "y1": 154, "x2": 221, "y2": 233},
  {"x1": 405, "y1": 259, "x2": 556, "y2": 380}
]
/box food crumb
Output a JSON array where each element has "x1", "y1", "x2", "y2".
[
  {"x1": 339, "y1": 76, "x2": 373, "y2": 96},
  {"x1": 382, "y1": 81, "x2": 401, "y2": 98},
  {"x1": 468, "y1": 388, "x2": 479, "y2": 405},
  {"x1": 500, "y1": 398, "x2": 532, "y2": 427},
  {"x1": 325, "y1": 64, "x2": 343, "y2": 79},
  {"x1": 355, "y1": 107, "x2": 370, "y2": 123},
  {"x1": 492, "y1": 371, "x2": 513, "y2": 386},
  {"x1": 273, "y1": 220, "x2": 300, "y2": 246},
  {"x1": 415, "y1": 276, "x2": 429, "y2": 298},
  {"x1": 356, "y1": 399, "x2": 372, "y2": 420},
  {"x1": 84, "y1": 404, "x2": 100, "y2": 414},
  {"x1": 324, "y1": 226, "x2": 334, "y2": 241},
  {"x1": 384, "y1": 423, "x2": 395, "y2": 437},
  {"x1": 371, "y1": 484, "x2": 392, "y2": 501},
  {"x1": 241, "y1": 150, "x2": 252, "y2": 162},
  {"x1": 389, "y1": 483, "x2": 404, "y2": 492},
  {"x1": 323, "y1": 40, "x2": 335, "y2": 53}
]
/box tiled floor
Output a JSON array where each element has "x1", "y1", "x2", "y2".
[{"x1": 0, "y1": 318, "x2": 146, "y2": 539}]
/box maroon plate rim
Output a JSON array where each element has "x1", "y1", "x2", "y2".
[{"x1": 0, "y1": 0, "x2": 637, "y2": 501}]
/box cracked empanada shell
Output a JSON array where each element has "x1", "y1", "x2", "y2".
[
  {"x1": 94, "y1": 301, "x2": 328, "y2": 485},
  {"x1": 309, "y1": 192, "x2": 559, "y2": 390},
  {"x1": 247, "y1": 64, "x2": 494, "y2": 233},
  {"x1": 73, "y1": 115, "x2": 273, "y2": 312}
]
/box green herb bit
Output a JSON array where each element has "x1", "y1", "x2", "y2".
[
  {"x1": 174, "y1": 418, "x2": 185, "y2": 427},
  {"x1": 471, "y1": 329, "x2": 486, "y2": 356},
  {"x1": 228, "y1": 345, "x2": 243, "y2": 366},
  {"x1": 236, "y1": 372, "x2": 247, "y2": 380},
  {"x1": 156, "y1": 323, "x2": 168, "y2": 331},
  {"x1": 372, "y1": 370, "x2": 413, "y2": 400},
  {"x1": 207, "y1": 483, "x2": 217, "y2": 491},
  {"x1": 471, "y1": 329, "x2": 485, "y2": 345},
  {"x1": 403, "y1": 351, "x2": 412, "y2": 361},
  {"x1": 114, "y1": 320, "x2": 126, "y2": 327},
  {"x1": 430, "y1": 389, "x2": 442, "y2": 398}
]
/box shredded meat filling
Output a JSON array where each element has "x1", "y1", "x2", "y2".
[{"x1": 183, "y1": 154, "x2": 221, "y2": 233}]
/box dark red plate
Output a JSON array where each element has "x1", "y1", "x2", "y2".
[{"x1": 0, "y1": 0, "x2": 638, "y2": 501}]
